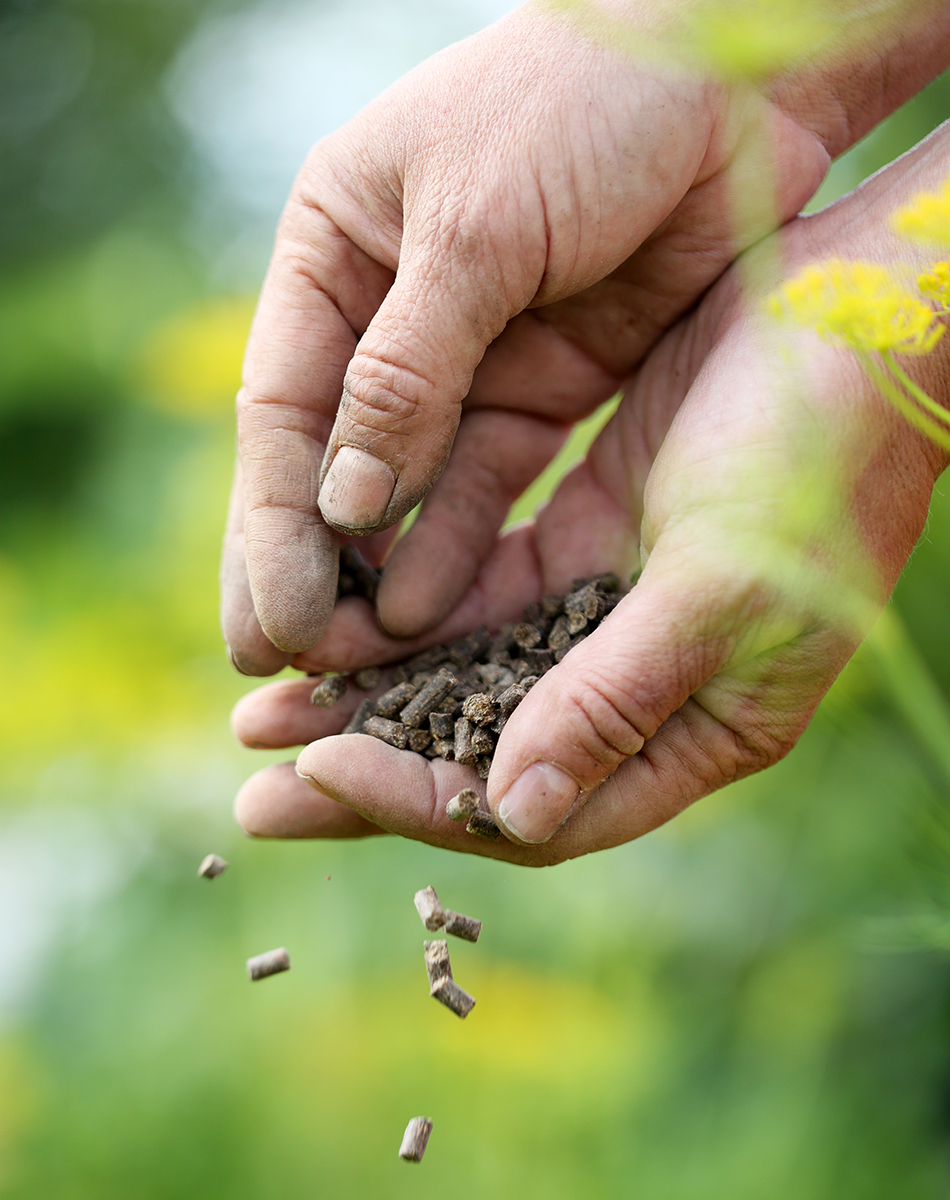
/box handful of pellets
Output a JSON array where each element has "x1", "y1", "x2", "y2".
[{"x1": 313, "y1": 572, "x2": 628, "y2": 788}]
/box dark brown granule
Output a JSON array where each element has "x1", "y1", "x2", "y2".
[
  {"x1": 444, "y1": 910, "x2": 482, "y2": 942},
  {"x1": 407, "y1": 728, "x2": 433, "y2": 754},
  {"x1": 375, "y1": 680, "x2": 419, "y2": 719},
  {"x1": 342, "y1": 697, "x2": 375, "y2": 736},
  {"x1": 399, "y1": 667, "x2": 457, "y2": 729},
  {"x1": 453, "y1": 717, "x2": 476, "y2": 766},
  {"x1": 470, "y1": 725, "x2": 495, "y2": 757},
  {"x1": 362, "y1": 716, "x2": 409, "y2": 749},
  {"x1": 352, "y1": 665, "x2": 382, "y2": 691},
  {"x1": 461, "y1": 692, "x2": 498, "y2": 727},
  {"x1": 432, "y1": 738, "x2": 455, "y2": 760},
  {"x1": 429, "y1": 711, "x2": 455, "y2": 739},
  {"x1": 310, "y1": 674, "x2": 348, "y2": 707},
  {"x1": 466, "y1": 810, "x2": 501, "y2": 839}
]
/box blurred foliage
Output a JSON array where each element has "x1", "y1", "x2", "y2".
[{"x1": 3, "y1": 1, "x2": 950, "y2": 1196}]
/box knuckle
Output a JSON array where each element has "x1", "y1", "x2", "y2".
[
  {"x1": 341, "y1": 354, "x2": 437, "y2": 441},
  {"x1": 558, "y1": 668, "x2": 649, "y2": 779}
]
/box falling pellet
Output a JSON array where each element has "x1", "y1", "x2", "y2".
[
  {"x1": 197, "y1": 853, "x2": 228, "y2": 879},
  {"x1": 246, "y1": 947, "x2": 291, "y2": 981},
  {"x1": 431, "y1": 975, "x2": 477, "y2": 1018},
  {"x1": 423, "y1": 939, "x2": 452, "y2": 989},
  {"x1": 398, "y1": 1117, "x2": 433, "y2": 1162},
  {"x1": 414, "y1": 886, "x2": 446, "y2": 931},
  {"x1": 444, "y1": 910, "x2": 482, "y2": 943}
]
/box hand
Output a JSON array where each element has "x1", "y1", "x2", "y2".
[
  {"x1": 223, "y1": 0, "x2": 950, "y2": 675},
  {"x1": 229, "y1": 127, "x2": 950, "y2": 863}
]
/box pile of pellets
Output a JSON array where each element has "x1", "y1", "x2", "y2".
[{"x1": 313, "y1": 566, "x2": 629, "y2": 836}]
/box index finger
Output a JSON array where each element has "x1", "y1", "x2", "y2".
[{"x1": 238, "y1": 197, "x2": 395, "y2": 652}]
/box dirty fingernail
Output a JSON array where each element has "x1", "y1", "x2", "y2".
[
  {"x1": 319, "y1": 446, "x2": 396, "y2": 532},
  {"x1": 497, "y1": 762, "x2": 579, "y2": 844}
]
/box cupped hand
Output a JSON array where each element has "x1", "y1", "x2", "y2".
[
  {"x1": 221, "y1": 0, "x2": 875, "y2": 674},
  {"x1": 231, "y1": 129, "x2": 950, "y2": 863}
]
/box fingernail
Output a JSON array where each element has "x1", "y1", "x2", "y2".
[
  {"x1": 319, "y1": 446, "x2": 396, "y2": 532},
  {"x1": 497, "y1": 762, "x2": 579, "y2": 844},
  {"x1": 227, "y1": 645, "x2": 251, "y2": 676}
]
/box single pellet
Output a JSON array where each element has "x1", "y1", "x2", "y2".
[
  {"x1": 362, "y1": 716, "x2": 409, "y2": 749},
  {"x1": 414, "y1": 886, "x2": 446, "y2": 931},
  {"x1": 541, "y1": 593, "x2": 565, "y2": 620},
  {"x1": 488, "y1": 624, "x2": 516, "y2": 659},
  {"x1": 454, "y1": 717, "x2": 476, "y2": 766},
  {"x1": 342, "y1": 697, "x2": 375, "y2": 735},
  {"x1": 429, "y1": 711, "x2": 455, "y2": 739},
  {"x1": 375, "y1": 680, "x2": 419, "y2": 719},
  {"x1": 466, "y1": 810, "x2": 501, "y2": 840},
  {"x1": 400, "y1": 667, "x2": 457, "y2": 729},
  {"x1": 431, "y1": 975, "x2": 476, "y2": 1018},
  {"x1": 445, "y1": 788, "x2": 479, "y2": 822},
  {"x1": 433, "y1": 738, "x2": 455, "y2": 760},
  {"x1": 462, "y1": 692, "x2": 498, "y2": 727},
  {"x1": 423, "y1": 939, "x2": 452, "y2": 988},
  {"x1": 522, "y1": 647, "x2": 555, "y2": 674},
  {"x1": 496, "y1": 682, "x2": 527, "y2": 719},
  {"x1": 310, "y1": 674, "x2": 348, "y2": 707},
  {"x1": 470, "y1": 725, "x2": 495, "y2": 757},
  {"x1": 512, "y1": 622, "x2": 541, "y2": 650},
  {"x1": 197, "y1": 853, "x2": 228, "y2": 879},
  {"x1": 398, "y1": 1117, "x2": 433, "y2": 1163},
  {"x1": 352, "y1": 665, "x2": 382, "y2": 691},
  {"x1": 565, "y1": 582, "x2": 602, "y2": 633},
  {"x1": 475, "y1": 757, "x2": 492, "y2": 779},
  {"x1": 444, "y1": 910, "x2": 481, "y2": 943},
  {"x1": 547, "y1": 614, "x2": 572, "y2": 651},
  {"x1": 247, "y1": 947, "x2": 290, "y2": 981}
]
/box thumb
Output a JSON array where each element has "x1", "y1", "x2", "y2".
[
  {"x1": 317, "y1": 229, "x2": 535, "y2": 536},
  {"x1": 485, "y1": 567, "x2": 764, "y2": 845}
]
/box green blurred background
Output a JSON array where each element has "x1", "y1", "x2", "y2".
[{"x1": 4, "y1": 1, "x2": 950, "y2": 1196}]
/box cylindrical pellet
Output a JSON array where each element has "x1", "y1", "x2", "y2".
[
  {"x1": 310, "y1": 675, "x2": 348, "y2": 707},
  {"x1": 431, "y1": 975, "x2": 476, "y2": 1018},
  {"x1": 375, "y1": 681, "x2": 419, "y2": 719},
  {"x1": 445, "y1": 788, "x2": 479, "y2": 822},
  {"x1": 399, "y1": 667, "x2": 457, "y2": 729},
  {"x1": 352, "y1": 665, "x2": 382, "y2": 691},
  {"x1": 454, "y1": 717, "x2": 476, "y2": 766},
  {"x1": 423, "y1": 939, "x2": 452, "y2": 989},
  {"x1": 362, "y1": 716, "x2": 409, "y2": 749},
  {"x1": 429, "y1": 711, "x2": 455, "y2": 739},
  {"x1": 341, "y1": 697, "x2": 375, "y2": 736},
  {"x1": 247, "y1": 947, "x2": 290, "y2": 981},
  {"x1": 466, "y1": 811, "x2": 501, "y2": 840},
  {"x1": 398, "y1": 1117, "x2": 433, "y2": 1162},
  {"x1": 470, "y1": 725, "x2": 495, "y2": 757},
  {"x1": 462, "y1": 692, "x2": 498, "y2": 727},
  {"x1": 414, "y1": 886, "x2": 446, "y2": 931},
  {"x1": 444, "y1": 910, "x2": 481, "y2": 943},
  {"x1": 197, "y1": 853, "x2": 228, "y2": 879},
  {"x1": 407, "y1": 728, "x2": 433, "y2": 754}
]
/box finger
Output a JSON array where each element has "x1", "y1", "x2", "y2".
[
  {"x1": 316, "y1": 202, "x2": 541, "y2": 537},
  {"x1": 239, "y1": 200, "x2": 395, "y2": 652},
  {"x1": 231, "y1": 674, "x2": 378, "y2": 750},
  {"x1": 376, "y1": 409, "x2": 571, "y2": 637},
  {"x1": 234, "y1": 761, "x2": 385, "y2": 840},
  {"x1": 220, "y1": 463, "x2": 295, "y2": 676},
  {"x1": 295, "y1": 736, "x2": 547, "y2": 863}
]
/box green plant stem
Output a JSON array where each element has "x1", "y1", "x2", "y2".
[
  {"x1": 865, "y1": 604, "x2": 950, "y2": 792},
  {"x1": 859, "y1": 352, "x2": 950, "y2": 451},
  {"x1": 882, "y1": 351, "x2": 950, "y2": 429}
]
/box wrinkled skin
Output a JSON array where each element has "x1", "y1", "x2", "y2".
[
  {"x1": 231, "y1": 126, "x2": 950, "y2": 863},
  {"x1": 223, "y1": 0, "x2": 950, "y2": 674}
]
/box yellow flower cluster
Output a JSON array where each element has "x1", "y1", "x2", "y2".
[
  {"x1": 918, "y1": 262, "x2": 950, "y2": 311},
  {"x1": 891, "y1": 179, "x2": 950, "y2": 248},
  {"x1": 767, "y1": 259, "x2": 944, "y2": 356}
]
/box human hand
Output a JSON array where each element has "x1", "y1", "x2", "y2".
[
  {"x1": 223, "y1": 0, "x2": 950, "y2": 676},
  {"x1": 229, "y1": 127, "x2": 950, "y2": 864}
]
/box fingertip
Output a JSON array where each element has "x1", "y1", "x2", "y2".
[
  {"x1": 234, "y1": 761, "x2": 382, "y2": 839},
  {"x1": 318, "y1": 446, "x2": 397, "y2": 534}
]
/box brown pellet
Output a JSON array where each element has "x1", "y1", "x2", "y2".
[
  {"x1": 341, "y1": 697, "x2": 375, "y2": 735},
  {"x1": 423, "y1": 939, "x2": 452, "y2": 989},
  {"x1": 470, "y1": 725, "x2": 495, "y2": 757},
  {"x1": 445, "y1": 788, "x2": 479, "y2": 822},
  {"x1": 362, "y1": 716, "x2": 409, "y2": 749},
  {"x1": 431, "y1": 975, "x2": 477, "y2": 1018},
  {"x1": 444, "y1": 910, "x2": 482, "y2": 943},
  {"x1": 310, "y1": 674, "x2": 348, "y2": 707},
  {"x1": 466, "y1": 810, "x2": 501, "y2": 839},
  {"x1": 352, "y1": 665, "x2": 382, "y2": 691},
  {"x1": 375, "y1": 680, "x2": 419, "y2": 719},
  {"x1": 547, "y1": 614, "x2": 572, "y2": 651},
  {"x1": 447, "y1": 626, "x2": 492, "y2": 670},
  {"x1": 496, "y1": 682, "x2": 527, "y2": 719},
  {"x1": 400, "y1": 667, "x2": 457, "y2": 728},
  {"x1": 197, "y1": 853, "x2": 228, "y2": 879},
  {"x1": 429, "y1": 711, "x2": 455, "y2": 739},
  {"x1": 433, "y1": 738, "x2": 455, "y2": 760},
  {"x1": 414, "y1": 886, "x2": 446, "y2": 931},
  {"x1": 453, "y1": 717, "x2": 476, "y2": 766},
  {"x1": 462, "y1": 692, "x2": 498, "y2": 727},
  {"x1": 246, "y1": 947, "x2": 290, "y2": 980},
  {"x1": 398, "y1": 1117, "x2": 433, "y2": 1163},
  {"x1": 475, "y1": 756, "x2": 492, "y2": 779},
  {"x1": 513, "y1": 622, "x2": 541, "y2": 650}
]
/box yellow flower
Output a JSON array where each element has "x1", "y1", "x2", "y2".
[
  {"x1": 918, "y1": 262, "x2": 950, "y2": 311},
  {"x1": 767, "y1": 259, "x2": 944, "y2": 356},
  {"x1": 891, "y1": 179, "x2": 950, "y2": 247}
]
